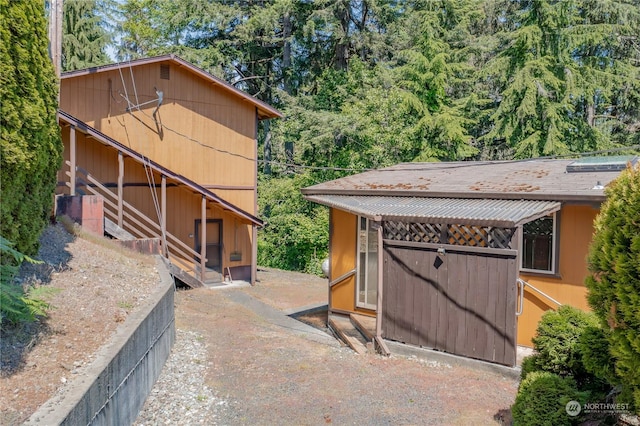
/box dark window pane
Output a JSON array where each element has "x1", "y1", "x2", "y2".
[{"x1": 522, "y1": 216, "x2": 554, "y2": 271}]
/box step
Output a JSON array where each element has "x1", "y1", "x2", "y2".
[
  {"x1": 104, "y1": 217, "x2": 136, "y2": 240},
  {"x1": 328, "y1": 314, "x2": 369, "y2": 355},
  {"x1": 350, "y1": 313, "x2": 376, "y2": 343}
]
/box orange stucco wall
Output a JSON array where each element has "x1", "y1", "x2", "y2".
[
  {"x1": 517, "y1": 204, "x2": 600, "y2": 346},
  {"x1": 329, "y1": 209, "x2": 375, "y2": 316}
]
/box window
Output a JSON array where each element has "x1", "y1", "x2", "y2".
[
  {"x1": 356, "y1": 217, "x2": 378, "y2": 310},
  {"x1": 521, "y1": 213, "x2": 557, "y2": 274}
]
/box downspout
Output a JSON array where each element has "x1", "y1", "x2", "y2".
[{"x1": 375, "y1": 221, "x2": 390, "y2": 356}]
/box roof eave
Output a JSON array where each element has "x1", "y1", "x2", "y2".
[
  {"x1": 60, "y1": 54, "x2": 283, "y2": 120},
  {"x1": 302, "y1": 188, "x2": 606, "y2": 204}
]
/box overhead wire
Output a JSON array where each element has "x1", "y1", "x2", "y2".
[
  {"x1": 127, "y1": 102, "x2": 640, "y2": 175},
  {"x1": 118, "y1": 61, "x2": 175, "y2": 286}
]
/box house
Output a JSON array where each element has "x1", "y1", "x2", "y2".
[
  {"x1": 56, "y1": 55, "x2": 281, "y2": 286},
  {"x1": 302, "y1": 157, "x2": 637, "y2": 366}
]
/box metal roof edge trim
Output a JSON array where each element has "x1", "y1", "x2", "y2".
[
  {"x1": 303, "y1": 195, "x2": 380, "y2": 220},
  {"x1": 304, "y1": 194, "x2": 562, "y2": 228},
  {"x1": 513, "y1": 203, "x2": 562, "y2": 226},
  {"x1": 58, "y1": 110, "x2": 263, "y2": 227}
]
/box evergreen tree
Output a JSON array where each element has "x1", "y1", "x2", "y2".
[
  {"x1": 62, "y1": 0, "x2": 112, "y2": 71},
  {"x1": 586, "y1": 163, "x2": 640, "y2": 413},
  {"x1": 0, "y1": 0, "x2": 63, "y2": 255},
  {"x1": 479, "y1": 0, "x2": 640, "y2": 159}
]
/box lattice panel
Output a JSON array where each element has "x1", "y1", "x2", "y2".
[
  {"x1": 447, "y1": 224, "x2": 488, "y2": 247},
  {"x1": 384, "y1": 221, "x2": 442, "y2": 243},
  {"x1": 488, "y1": 227, "x2": 516, "y2": 249},
  {"x1": 384, "y1": 221, "x2": 515, "y2": 249}
]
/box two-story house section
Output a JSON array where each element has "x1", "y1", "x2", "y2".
[{"x1": 56, "y1": 55, "x2": 282, "y2": 286}]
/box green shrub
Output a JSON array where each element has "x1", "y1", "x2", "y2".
[
  {"x1": 586, "y1": 164, "x2": 640, "y2": 414},
  {"x1": 257, "y1": 173, "x2": 329, "y2": 275},
  {"x1": 520, "y1": 353, "x2": 541, "y2": 381},
  {"x1": 512, "y1": 371, "x2": 583, "y2": 426},
  {"x1": 532, "y1": 305, "x2": 600, "y2": 384},
  {"x1": 578, "y1": 325, "x2": 617, "y2": 386},
  {"x1": 0, "y1": 236, "x2": 53, "y2": 329},
  {"x1": 0, "y1": 0, "x2": 63, "y2": 255}
]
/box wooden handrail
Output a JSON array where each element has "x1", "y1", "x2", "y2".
[
  {"x1": 67, "y1": 166, "x2": 205, "y2": 270},
  {"x1": 329, "y1": 269, "x2": 356, "y2": 287}
]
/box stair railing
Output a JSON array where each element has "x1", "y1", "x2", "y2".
[
  {"x1": 66, "y1": 163, "x2": 205, "y2": 282},
  {"x1": 516, "y1": 277, "x2": 563, "y2": 316}
]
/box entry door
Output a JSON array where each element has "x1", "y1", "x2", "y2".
[{"x1": 195, "y1": 219, "x2": 222, "y2": 273}]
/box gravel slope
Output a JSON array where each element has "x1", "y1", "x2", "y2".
[{"x1": 0, "y1": 223, "x2": 161, "y2": 425}]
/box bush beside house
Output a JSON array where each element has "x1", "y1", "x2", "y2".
[
  {"x1": 514, "y1": 164, "x2": 640, "y2": 424},
  {"x1": 586, "y1": 164, "x2": 640, "y2": 412}
]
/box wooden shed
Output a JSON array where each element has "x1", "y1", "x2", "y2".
[
  {"x1": 302, "y1": 157, "x2": 636, "y2": 366},
  {"x1": 56, "y1": 55, "x2": 281, "y2": 286}
]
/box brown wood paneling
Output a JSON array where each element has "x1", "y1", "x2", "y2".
[
  {"x1": 382, "y1": 241, "x2": 517, "y2": 366},
  {"x1": 449, "y1": 254, "x2": 465, "y2": 356},
  {"x1": 60, "y1": 61, "x2": 258, "y2": 202}
]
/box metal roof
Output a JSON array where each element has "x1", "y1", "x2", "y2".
[{"x1": 304, "y1": 195, "x2": 561, "y2": 227}]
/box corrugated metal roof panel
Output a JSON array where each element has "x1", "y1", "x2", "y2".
[{"x1": 305, "y1": 195, "x2": 561, "y2": 227}]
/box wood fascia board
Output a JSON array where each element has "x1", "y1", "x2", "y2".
[{"x1": 58, "y1": 110, "x2": 263, "y2": 227}]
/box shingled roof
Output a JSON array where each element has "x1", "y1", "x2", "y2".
[{"x1": 302, "y1": 158, "x2": 637, "y2": 203}]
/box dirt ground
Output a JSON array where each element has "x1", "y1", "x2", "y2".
[
  {"x1": 174, "y1": 268, "x2": 519, "y2": 425},
  {"x1": 0, "y1": 224, "x2": 161, "y2": 425},
  {"x1": 1, "y1": 226, "x2": 519, "y2": 425}
]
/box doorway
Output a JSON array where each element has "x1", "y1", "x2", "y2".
[{"x1": 195, "y1": 219, "x2": 223, "y2": 278}]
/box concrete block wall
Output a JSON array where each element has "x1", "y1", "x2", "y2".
[{"x1": 26, "y1": 258, "x2": 175, "y2": 425}]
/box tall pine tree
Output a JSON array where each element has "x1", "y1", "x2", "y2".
[
  {"x1": 0, "y1": 0, "x2": 63, "y2": 254},
  {"x1": 62, "y1": 0, "x2": 113, "y2": 71}
]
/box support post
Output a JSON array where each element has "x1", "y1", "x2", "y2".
[
  {"x1": 251, "y1": 224, "x2": 257, "y2": 285},
  {"x1": 200, "y1": 196, "x2": 207, "y2": 283},
  {"x1": 375, "y1": 222, "x2": 390, "y2": 355},
  {"x1": 69, "y1": 126, "x2": 76, "y2": 196},
  {"x1": 161, "y1": 175, "x2": 167, "y2": 257},
  {"x1": 117, "y1": 151, "x2": 124, "y2": 227}
]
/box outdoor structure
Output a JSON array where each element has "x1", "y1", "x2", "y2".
[
  {"x1": 302, "y1": 157, "x2": 637, "y2": 366},
  {"x1": 56, "y1": 55, "x2": 281, "y2": 286}
]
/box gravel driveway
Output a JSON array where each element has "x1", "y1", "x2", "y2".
[{"x1": 135, "y1": 268, "x2": 518, "y2": 425}]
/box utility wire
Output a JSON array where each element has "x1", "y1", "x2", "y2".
[{"x1": 117, "y1": 78, "x2": 640, "y2": 175}]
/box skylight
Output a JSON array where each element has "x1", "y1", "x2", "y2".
[{"x1": 566, "y1": 156, "x2": 638, "y2": 173}]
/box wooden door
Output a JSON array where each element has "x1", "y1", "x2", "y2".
[
  {"x1": 382, "y1": 241, "x2": 518, "y2": 366},
  {"x1": 195, "y1": 219, "x2": 222, "y2": 273}
]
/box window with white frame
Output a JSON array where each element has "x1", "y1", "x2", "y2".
[
  {"x1": 357, "y1": 217, "x2": 378, "y2": 310},
  {"x1": 521, "y1": 213, "x2": 557, "y2": 274}
]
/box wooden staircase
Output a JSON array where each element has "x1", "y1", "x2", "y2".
[
  {"x1": 328, "y1": 313, "x2": 377, "y2": 355},
  {"x1": 68, "y1": 164, "x2": 215, "y2": 288}
]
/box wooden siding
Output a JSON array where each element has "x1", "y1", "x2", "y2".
[
  {"x1": 517, "y1": 204, "x2": 599, "y2": 346},
  {"x1": 382, "y1": 243, "x2": 518, "y2": 366},
  {"x1": 60, "y1": 61, "x2": 257, "y2": 214},
  {"x1": 58, "y1": 133, "x2": 253, "y2": 273}
]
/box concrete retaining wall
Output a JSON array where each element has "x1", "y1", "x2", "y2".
[{"x1": 26, "y1": 258, "x2": 175, "y2": 426}]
